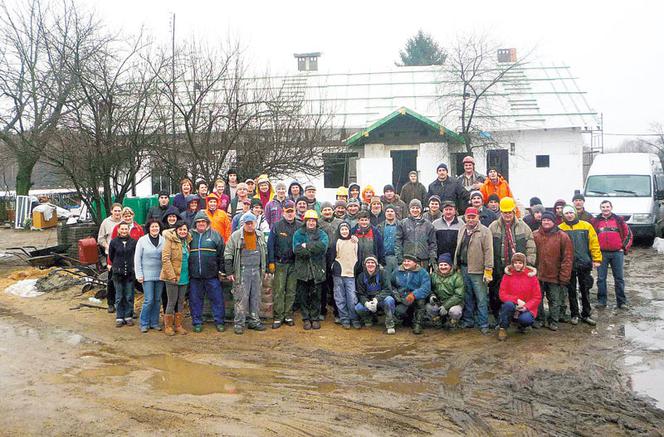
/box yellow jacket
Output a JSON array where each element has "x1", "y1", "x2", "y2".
[{"x1": 558, "y1": 220, "x2": 602, "y2": 264}]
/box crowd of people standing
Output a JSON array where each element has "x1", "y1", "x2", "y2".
[{"x1": 96, "y1": 158, "x2": 633, "y2": 340}]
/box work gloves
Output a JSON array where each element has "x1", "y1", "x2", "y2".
[
  {"x1": 483, "y1": 268, "x2": 493, "y2": 284},
  {"x1": 364, "y1": 298, "x2": 378, "y2": 313},
  {"x1": 405, "y1": 292, "x2": 416, "y2": 305},
  {"x1": 268, "y1": 263, "x2": 275, "y2": 273}
]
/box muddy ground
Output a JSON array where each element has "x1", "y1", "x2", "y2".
[{"x1": 0, "y1": 228, "x2": 663, "y2": 436}]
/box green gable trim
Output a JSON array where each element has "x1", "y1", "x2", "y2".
[{"x1": 344, "y1": 107, "x2": 464, "y2": 146}]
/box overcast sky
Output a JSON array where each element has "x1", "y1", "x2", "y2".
[{"x1": 82, "y1": 0, "x2": 663, "y2": 147}]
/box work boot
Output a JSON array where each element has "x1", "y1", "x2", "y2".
[
  {"x1": 249, "y1": 323, "x2": 266, "y2": 331},
  {"x1": 164, "y1": 314, "x2": 175, "y2": 336},
  {"x1": 548, "y1": 321, "x2": 559, "y2": 331},
  {"x1": 352, "y1": 321, "x2": 362, "y2": 330},
  {"x1": 618, "y1": 304, "x2": 631, "y2": 311},
  {"x1": 311, "y1": 320, "x2": 321, "y2": 330},
  {"x1": 303, "y1": 320, "x2": 312, "y2": 330},
  {"x1": 285, "y1": 318, "x2": 295, "y2": 326},
  {"x1": 174, "y1": 313, "x2": 188, "y2": 335},
  {"x1": 581, "y1": 317, "x2": 597, "y2": 326},
  {"x1": 412, "y1": 305, "x2": 424, "y2": 334},
  {"x1": 234, "y1": 325, "x2": 244, "y2": 335},
  {"x1": 107, "y1": 305, "x2": 115, "y2": 313},
  {"x1": 115, "y1": 319, "x2": 124, "y2": 328},
  {"x1": 413, "y1": 324, "x2": 423, "y2": 335},
  {"x1": 193, "y1": 324, "x2": 203, "y2": 333},
  {"x1": 570, "y1": 316, "x2": 579, "y2": 325},
  {"x1": 386, "y1": 327, "x2": 396, "y2": 335},
  {"x1": 124, "y1": 318, "x2": 134, "y2": 326},
  {"x1": 272, "y1": 321, "x2": 282, "y2": 329},
  {"x1": 216, "y1": 324, "x2": 225, "y2": 333},
  {"x1": 498, "y1": 327, "x2": 507, "y2": 341}
]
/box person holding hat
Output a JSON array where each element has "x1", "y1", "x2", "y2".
[
  {"x1": 559, "y1": 205, "x2": 601, "y2": 325},
  {"x1": 369, "y1": 196, "x2": 385, "y2": 226},
  {"x1": 487, "y1": 197, "x2": 536, "y2": 324},
  {"x1": 422, "y1": 195, "x2": 442, "y2": 222},
  {"x1": 205, "y1": 194, "x2": 231, "y2": 243},
  {"x1": 432, "y1": 200, "x2": 462, "y2": 261},
  {"x1": 354, "y1": 256, "x2": 396, "y2": 333},
  {"x1": 319, "y1": 201, "x2": 343, "y2": 321},
  {"x1": 188, "y1": 210, "x2": 226, "y2": 333},
  {"x1": 334, "y1": 200, "x2": 347, "y2": 220},
  {"x1": 391, "y1": 253, "x2": 431, "y2": 334},
  {"x1": 293, "y1": 210, "x2": 329, "y2": 330},
  {"x1": 468, "y1": 190, "x2": 498, "y2": 227},
  {"x1": 427, "y1": 253, "x2": 465, "y2": 328},
  {"x1": 267, "y1": 200, "x2": 301, "y2": 328},
  {"x1": 265, "y1": 181, "x2": 289, "y2": 228},
  {"x1": 532, "y1": 211, "x2": 574, "y2": 330},
  {"x1": 381, "y1": 184, "x2": 407, "y2": 219},
  {"x1": 427, "y1": 162, "x2": 469, "y2": 214},
  {"x1": 455, "y1": 207, "x2": 494, "y2": 334},
  {"x1": 304, "y1": 184, "x2": 321, "y2": 214},
  {"x1": 345, "y1": 198, "x2": 361, "y2": 228},
  {"x1": 572, "y1": 193, "x2": 593, "y2": 222},
  {"x1": 456, "y1": 156, "x2": 486, "y2": 192},
  {"x1": 378, "y1": 205, "x2": 400, "y2": 283},
  {"x1": 497, "y1": 252, "x2": 541, "y2": 340},
  {"x1": 224, "y1": 211, "x2": 268, "y2": 334},
  {"x1": 147, "y1": 191, "x2": 172, "y2": 223},
  {"x1": 524, "y1": 204, "x2": 544, "y2": 231},
  {"x1": 480, "y1": 168, "x2": 513, "y2": 204},
  {"x1": 396, "y1": 199, "x2": 437, "y2": 270},
  {"x1": 400, "y1": 171, "x2": 427, "y2": 206},
  {"x1": 232, "y1": 197, "x2": 252, "y2": 232},
  {"x1": 287, "y1": 180, "x2": 304, "y2": 201},
  {"x1": 330, "y1": 222, "x2": 360, "y2": 329},
  {"x1": 253, "y1": 174, "x2": 274, "y2": 209}
]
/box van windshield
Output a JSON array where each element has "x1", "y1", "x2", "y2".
[{"x1": 585, "y1": 175, "x2": 651, "y2": 197}]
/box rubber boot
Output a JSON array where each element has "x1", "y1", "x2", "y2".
[
  {"x1": 164, "y1": 314, "x2": 175, "y2": 336},
  {"x1": 174, "y1": 312, "x2": 187, "y2": 335},
  {"x1": 412, "y1": 305, "x2": 424, "y2": 335}
]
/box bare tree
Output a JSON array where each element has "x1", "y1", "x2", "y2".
[
  {"x1": 439, "y1": 34, "x2": 527, "y2": 154},
  {"x1": 0, "y1": 0, "x2": 97, "y2": 194}
]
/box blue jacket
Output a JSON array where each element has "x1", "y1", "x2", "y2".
[
  {"x1": 133, "y1": 234, "x2": 164, "y2": 281},
  {"x1": 391, "y1": 265, "x2": 431, "y2": 301},
  {"x1": 189, "y1": 226, "x2": 225, "y2": 279}
]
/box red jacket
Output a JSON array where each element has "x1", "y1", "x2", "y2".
[
  {"x1": 111, "y1": 222, "x2": 144, "y2": 241},
  {"x1": 499, "y1": 265, "x2": 542, "y2": 317},
  {"x1": 592, "y1": 213, "x2": 633, "y2": 253}
]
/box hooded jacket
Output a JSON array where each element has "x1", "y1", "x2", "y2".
[
  {"x1": 160, "y1": 228, "x2": 192, "y2": 284},
  {"x1": 253, "y1": 174, "x2": 275, "y2": 208},
  {"x1": 395, "y1": 215, "x2": 436, "y2": 264},
  {"x1": 361, "y1": 186, "x2": 376, "y2": 208},
  {"x1": 205, "y1": 206, "x2": 232, "y2": 243},
  {"x1": 293, "y1": 222, "x2": 329, "y2": 283},
  {"x1": 488, "y1": 218, "x2": 536, "y2": 272},
  {"x1": 180, "y1": 195, "x2": 200, "y2": 228},
  {"x1": 355, "y1": 265, "x2": 393, "y2": 304},
  {"x1": 331, "y1": 224, "x2": 358, "y2": 277},
  {"x1": 559, "y1": 218, "x2": 602, "y2": 270},
  {"x1": 499, "y1": 265, "x2": 542, "y2": 317},
  {"x1": 211, "y1": 191, "x2": 231, "y2": 212},
  {"x1": 147, "y1": 203, "x2": 171, "y2": 224},
  {"x1": 267, "y1": 217, "x2": 300, "y2": 264},
  {"x1": 532, "y1": 226, "x2": 573, "y2": 285},
  {"x1": 160, "y1": 205, "x2": 181, "y2": 229},
  {"x1": 189, "y1": 211, "x2": 225, "y2": 279},
  {"x1": 288, "y1": 181, "x2": 304, "y2": 201},
  {"x1": 430, "y1": 269, "x2": 465, "y2": 310},
  {"x1": 400, "y1": 180, "x2": 427, "y2": 206},
  {"x1": 348, "y1": 183, "x2": 362, "y2": 202},
  {"x1": 480, "y1": 176, "x2": 513, "y2": 203},
  {"x1": 391, "y1": 264, "x2": 431, "y2": 301}
]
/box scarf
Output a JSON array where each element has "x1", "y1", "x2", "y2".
[{"x1": 503, "y1": 220, "x2": 516, "y2": 263}]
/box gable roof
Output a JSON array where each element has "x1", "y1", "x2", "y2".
[{"x1": 344, "y1": 107, "x2": 463, "y2": 146}]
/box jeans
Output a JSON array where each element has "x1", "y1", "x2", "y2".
[
  {"x1": 426, "y1": 303, "x2": 463, "y2": 321},
  {"x1": 272, "y1": 262, "x2": 297, "y2": 321},
  {"x1": 499, "y1": 301, "x2": 535, "y2": 329},
  {"x1": 113, "y1": 277, "x2": 134, "y2": 321},
  {"x1": 232, "y1": 266, "x2": 262, "y2": 327},
  {"x1": 538, "y1": 281, "x2": 566, "y2": 323},
  {"x1": 165, "y1": 283, "x2": 187, "y2": 313},
  {"x1": 563, "y1": 269, "x2": 592, "y2": 318},
  {"x1": 460, "y1": 265, "x2": 489, "y2": 329},
  {"x1": 189, "y1": 278, "x2": 225, "y2": 326},
  {"x1": 139, "y1": 280, "x2": 163, "y2": 328},
  {"x1": 298, "y1": 279, "x2": 322, "y2": 321},
  {"x1": 355, "y1": 296, "x2": 396, "y2": 328},
  {"x1": 597, "y1": 250, "x2": 626, "y2": 306},
  {"x1": 332, "y1": 276, "x2": 358, "y2": 325},
  {"x1": 384, "y1": 255, "x2": 399, "y2": 285}
]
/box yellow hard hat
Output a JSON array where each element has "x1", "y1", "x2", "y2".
[
  {"x1": 303, "y1": 209, "x2": 319, "y2": 220},
  {"x1": 336, "y1": 186, "x2": 348, "y2": 196},
  {"x1": 499, "y1": 197, "x2": 516, "y2": 212}
]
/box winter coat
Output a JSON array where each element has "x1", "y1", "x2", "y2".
[
  {"x1": 160, "y1": 228, "x2": 192, "y2": 283},
  {"x1": 147, "y1": 204, "x2": 170, "y2": 224},
  {"x1": 189, "y1": 226, "x2": 225, "y2": 279},
  {"x1": 380, "y1": 194, "x2": 408, "y2": 220},
  {"x1": 224, "y1": 228, "x2": 267, "y2": 286},
  {"x1": 456, "y1": 171, "x2": 486, "y2": 191},
  {"x1": 378, "y1": 221, "x2": 398, "y2": 256},
  {"x1": 427, "y1": 177, "x2": 469, "y2": 214},
  {"x1": 293, "y1": 225, "x2": 329, "y2": 283},
  {"x1": 432, "y1": 216, "x2": 462, "y2": 260},
  {"x1": 400, "y1": 181, "x2": 427, "y2": 206},
  {"x1": 523, "y1": 214, "x2": 541, "y2": 232},
  {"x1": 211, "y1": 191, "x2": 231, "y2": 212},
  {"x1": 267, "y1": 217, "x2": 300, "y2": 264},
  {"x1": 395, "y1": 216, "x2": 436, "y2": 264},
  {"x1": 173, "y1": 192, "x2": 188, "y2": 213},
  {"x1": 488, "y1": 218, "x2": 536, "y2": 273},
  {"x1": 480, "y1": 176, "x2": 513, "y2": 203},
  {"x1": 576, "y1": 209, "x2": 593, "y2": 223},
  {"x1": 499, "y1": 265, "x2": 542, "y2": 317},
  {"x1": 288, "y1": 181, "x2": 304, "y2": 201},
  {"x1": 159, "y1": 205, "x2": 181, "y2": 229},
  {"x1": 111, "y1": 222, "x2": 144, "y2": 241},
  {"x1": 348, "y1": 183, "x2": 362, "y2": 202},
  {"x1": 305, "y1": 198, "x2": 322, "y2": 215},
  {"x1": 108, "y1": 235, "x2": 137, "y2": 280},
  {"x1": 478, "y1": 207, "x2": 498, "y2": 227},
  {"x1": 133, "y1": 234, "x2": 164, "y2": 282},
  {"x1": 532, "y1": 227, "x2": 574, "y2": 285},
  {"x1": 355, "y1": 266, "x2": 393, "y2": 304},
  {"x1": 319, "y1": 216, "x2": 343, "y2": 247},
  {"x1": 422, "y1": 209, "x2": 442, "y2": 223},
  {"x1": 592, "y1": 213, "x2": 633, "y2": 253},
  {"x1": 558, "y1": 219, "x2": 602, "y2": 270},
  {"x1": 430, "y1": 270, "x2": 465, "y2": 310},
  {"x1": 265, "y1": 197, "x2": 287, "y2": 228},
  {"x1": 370, "y1": 211, "x2": 385, "y2": 227},
  {"x1": 180, "y1": 209, "x2": 198, "y2": 229},
  {"x1": 253, "y1": 176, "x2": 275, "y2": 209},
  {"x1": 391, "y1": 264, "x2": 431, "y2": 302},
  {"x1": 205, "y1": 208, "x2": 231, "y2": 243},
  {"x1": 351, "y1": 224, "x2": 385, "y2": 265},
  {"x1": 454, "y1": 224, "x2": 494, "y2": 274}
]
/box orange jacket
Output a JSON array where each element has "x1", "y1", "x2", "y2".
[
  {"x1": 205, "y1": 209, "x2": 231, "y2": 243},
  {"x1": 480, "y1": 177, "x2": 513, "y2": 203}
]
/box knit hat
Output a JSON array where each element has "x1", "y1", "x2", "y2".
[
  {"x1": 403, "y1": 253, "x2": 419, "y2": 262},
  {"x1": 383, "y1": 184, "x2": 395, "y2": 193},
  {"x1": 470, "y1": 190, "x2": 483, "y2": 200},
  {"x1": 511, "y1": 252, "x2": 527, "y2": 266},
  {"x1": 562, "y1": 205, "x2": 576, "y2": 216},
  {"x1": 250, "y1": 198, "x2": 263, "y2": 208},
  {"x1": 321, "y1": 201, "x2": 333, "y2": 210},
  {"x1": 438, "y1": 253, "x2": 453, "y2": 265},
  {"x1": 158, "y1": 190, "x2": 170, "y2": 198},
  {"x1": 245, "y1": 178, "x2": 255, "y2": 184},
  {"x1": 364, "y1": 256, "x2": 379, "y2": 265},
  {"x1": 572, "y1": 193, "x2": 585, "y2": 201},
  {"x1": 529, "y1": 196, "x2": 543, "y2": 207},
  {"x1": 428, "y1": 195, "x2": 441, "y2": 205},
  {"x1": 487, "y1": 194, "x2": 500, "y2": 203},
  {"x1": 193, "y1": 210, "x2": 209, "y2": 223},
  {"x1": 334, "y1": 200, "x2": 347, "y2": 208},
  {"x1": 541, "y1": 211, "x2": 556, "y2": 222},
  {"x1": 531, "y1": 204, "x2": 545, "y2": 214},
  {"x1": 408, "y1": 170, "x2": 418, "y2": 177},
  {"x1": 339, "y1": 222, "x2": 351, "y2": 232},
  {"x1": 226, "y1": 168, "x2": 237, "y2": 176},
  {"x1": 296, "y1": 196, "x2": 308, "y2": 205},
  {"x1": 185, "y1": 194, "x2": 199, "y2": 206},
  {"x1": 357, "y1": 210, "x2": 370, "y2": 219},
  {"x1": 384, "y1": 204, "x2": 396, "y2": 212},
  {"x1": 256, "y1": 174, "x2": 270, "y2": 185},
  {"x1": 283, "y1": 200, "x2": 295, "y2": 210},
  {"x1": 347, "y1": 198, "x2": 360, "y2": 206},
  {"x1": 275, "y1": 181, "x2": 287, "y2": 190},
  {"x1": 554, "y1": 199, "x2": 566, "y2": 208},
  {"x1": 241, "y1": 212, "x2": 257, "y2": 223},
  {"x1": 409, "y1": 199, "x2": 422, "y2": 209},
  {"x1": 370, "y1": 196, "x2": 382, "y2": 205},
  {"x1": 437, "y1": 163, "x2": 448, "y2": 171},
  {"x1": 441, "y1": 200, "x2": 456, "y2": 209}
]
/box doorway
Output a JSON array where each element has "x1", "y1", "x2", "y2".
[
  {"x1": 391, "y1": 150, "x2": 418, "y2": 192},
  {"x1": 486, "y1": 149, "x2": 509, "y2": 182},
  {"x1": 451, "y1": 152, "x2": 468, "y2": 177}
]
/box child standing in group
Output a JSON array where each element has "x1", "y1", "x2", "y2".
[{"x1": 331, "y1": 222, "x2": 360, "y2": 329}]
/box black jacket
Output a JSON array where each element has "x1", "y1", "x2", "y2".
[
  {"x1": 108, "y1": 236, "x2": 137, "y2": 279},
  {"x1": 427, "y1": 177, "x2": 469, "y2": 213},
  {"x1": 267, "y1": 218, "x2": 300, "y2": 264}
]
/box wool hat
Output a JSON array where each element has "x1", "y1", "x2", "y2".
[
  {"x1": 245, "y1": 178, "x2": 255, "y2": 184},
  {"x1": 357, "y1": 210, "x2": 370, "y2": 219},
  {"x1": 275, "y1": 181, "x2": 287, "y2": 190},
  {"x1": 438, "y1": 253, "x2": 453, "y2": 265},
  {"x1": 339, "y1": 222, "x2": 351, "y2": 232},
  {"x1": 403, "y1": 253, "x2": 419, "y2": 262},
  {"x1": 193, "y1": 210, "x2": 210, "y2": 223},
  {"x1": 384, "y1": 204, "x2": 396, "y2": 212},
  {"x1": 572, "y1": 193, "x2": 585, "y2": 201},
  {"x1": 437, "y1": 163, "x2": 448, "y2": 171},
  {"x1": 462, "y1": 156, "x2": 475, "y2": 165},
  {"x1": 470, "y1": 190, "x2": 483, "y2": 200},
  {"x1": 511, "y1": 252, "x2": 527, "y2": 265},
  {"x1": 321, "y1": 201, "x2": 333, "y2": 210},
  {"x1": 256, "y1": 175, "x2": 270, "y2": 185},
  {"x1": 408, "y1": 170, "x2": 418, "y2": 177},
  {"x1": 529, "y1": 196, "x2": 543, "y2": 207},
  {"x1": 487, "y1": 194, "x2": 500, "y2": 203},
  {"x1": 428, "y1": 195, "x2": 441, "y2": 204},
  {"x1": 554, "y1": 199, "x2": 567, "y2": 208},
  {"x1": 370, "y1": 196, "x2": 382, "y2": 205},
  {"x1": 250, "y1": 198, "x2": 263, "y2": 208},
  {"x1": 334, "y1": 200, "x2": 347, "y2": 208},
  {"x1": 347, "y1": 198, "x2": 360, "y2": 206},
  {"x1": 383, "y1": 184, "x2": 395, "y2": 193},
  {"x1": 364, "y1": 255, "x2": 379, "y2": 265},
  {"x1": 241, "y1": 212, "x2": 257, "y2": 223},
  {"x1": 409, "y1": 199, "x2": 422, "y2": 209},
  {"x1": 185, "y1": 194, "x2": 199, "y2": 206},
  {"x1": 562, "y1": 205, "x2": 576, "y2": 216},
  {"x1": 226, "y1": 168, "x2": 237, "y2": 176},
  {"x1": 283, "y1": 200, "x2": 295, "y2": 210},
  {"x1": 158, "y1": 190, "x2": 170, "y2": 198},
  {"x1": 531, "y1": 204, "x2": 545, "y2": 214},
  {"x1": 541, "y1": 211, "x2": 556, "y2": 222}
]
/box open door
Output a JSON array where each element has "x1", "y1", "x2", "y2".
[{"x1": 391, "y1": 150, "x2": 418, "y2": 192}]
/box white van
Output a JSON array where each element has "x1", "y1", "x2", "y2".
[{"x1": 583, "y1": 153, "x2": 664, "y2": 244}]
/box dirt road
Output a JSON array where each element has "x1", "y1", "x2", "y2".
[{"x1": 0, "y1": 232, "x2": 663, "y2": 435}]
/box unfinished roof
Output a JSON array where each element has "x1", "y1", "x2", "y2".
[{"x1": 273, "y1": 62, "x2": 600, "y2": 132}]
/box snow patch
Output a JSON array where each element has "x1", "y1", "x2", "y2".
[{"x1": 5, "y1": 279, "x2": 43, "y2": 297}]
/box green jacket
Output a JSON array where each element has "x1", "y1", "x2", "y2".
[
  {"x1": 223, "y1": 228, "x2": 267, "y2": 286},
  {"x1": 430, "y1": 270, "x2": 465, "y2": 309},
  {"x1": 488, "y1": 218, "x2": 536, "y2": 273},
  {"x1": 293, "y1": 225, "x2": 329, "y2": 283}
]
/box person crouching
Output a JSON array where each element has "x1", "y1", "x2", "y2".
[
  {"x1": 355, "y1": 256, "x2": 396, "y2": 334},
  {"x1": 427, "y1": 253, "x2": 464, "y2": 329},
  {"x1": 391, "y1": 253, "x2": 431, "y2": 335},
  {"x1": 497, "y1": 252, "x2": 542, "y2": 341}
]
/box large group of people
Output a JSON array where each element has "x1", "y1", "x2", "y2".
[{"x1": 96, "y1": 160, "x2": 633, "y2": 340}]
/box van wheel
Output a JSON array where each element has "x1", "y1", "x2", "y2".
[{"x1": 643, "y1": 236, "x2": 655, "y2": 247}]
